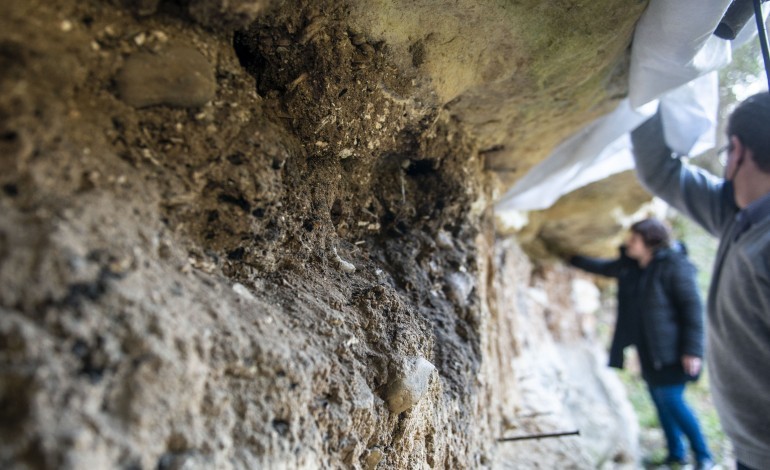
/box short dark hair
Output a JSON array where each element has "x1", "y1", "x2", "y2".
[
  {"x1": 631, "y1": 218, "x2": 671, "y2": 250},
  {"x1": 727, "y1": 91, "x2": 770, "y2": 172}
]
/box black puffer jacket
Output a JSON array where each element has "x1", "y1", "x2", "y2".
[{"x1": 570, "y1": 243, "x2": 704, "y2": 373}]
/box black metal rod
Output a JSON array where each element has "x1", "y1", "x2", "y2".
[
  {"x1": 754, "y1": 0, "x2": 770, "y2": 89},
  {"x1": 716, "y1": 0, "x2": 757, "y2": 40},
  {"x1": 496, "y1": 430, "x2": 580, "y2": 442}
]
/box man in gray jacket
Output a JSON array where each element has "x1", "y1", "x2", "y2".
[{"x1": 631, "y1": 92, "x2": 770, "y2": 470}]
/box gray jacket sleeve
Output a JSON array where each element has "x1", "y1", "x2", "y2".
[{"x1": 630, "y1": 112, "x2": 739, "y2": 237}]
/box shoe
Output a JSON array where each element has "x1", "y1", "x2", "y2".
[{"x1": 695, "y1": 459, "x2": 715, "y2": 470}]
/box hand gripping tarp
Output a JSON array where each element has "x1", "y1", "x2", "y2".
[{"x1": 496, "y1": 0, "x2": 765, "y2": 213}]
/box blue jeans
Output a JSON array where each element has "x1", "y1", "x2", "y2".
[{"x1": 648, "y1": 383, "x2": 712, "y2": 463}]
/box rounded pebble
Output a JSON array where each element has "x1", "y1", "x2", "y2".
[{"x1": 385, "y1": 356, "x2": 435, "y2": 414}]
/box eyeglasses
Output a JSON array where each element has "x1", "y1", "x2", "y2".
[{"x1": 718, "y1": 144, "x2": 733, "y2": 167}]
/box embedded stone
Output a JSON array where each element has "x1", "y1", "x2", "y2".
[
  {"x1": 117, "y1": 46, "x2": 216, "y2": 108},
  {"x1": 446, "y1": 271, "x2": 474, "y2": 307},
  {"x1": 385, "y1": 356, "x2": 435, "y2": 414},
  {"x1": 363, "y1": 447, "x2": 384, "y2": 470}
]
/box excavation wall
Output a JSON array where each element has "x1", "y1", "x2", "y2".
[{"x1": 1, "y1": 1, "x2": 649, "y2": 468}]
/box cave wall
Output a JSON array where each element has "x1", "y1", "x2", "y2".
[
  {"x1": 479, "y1": 238, "x2": 639, "y2": 469},
  {"x1": 1, "y1": 0, "x2": 646, "y2": 468}
]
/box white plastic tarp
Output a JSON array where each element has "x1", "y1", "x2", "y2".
[
  {"x1": 494, "y1": 99, "x2": 656, "y2": 212},
  {"x1": 496, "y1": 0, "x2": 765, "y2": 213},
  {"x1": 628, "y1": 0, "x2": 732, "y2": 108}
]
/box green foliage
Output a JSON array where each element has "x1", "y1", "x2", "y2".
[
  {"x1": 720, "y1": 38, "x2": 765, "y2": 106},
  {"x1": 618, "y1": 370, "x2": 659, "y2": 428}
]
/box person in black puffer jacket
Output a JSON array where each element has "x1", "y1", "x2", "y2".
[{"x1": 570, "y1": 218, "x2": 714, "y2": 469}]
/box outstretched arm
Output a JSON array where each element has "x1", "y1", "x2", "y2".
[
  {"x1": 631, "y1": 112, "x2": 738, "y2": 237},
  {"x1": 569, "y1": 255, "x2": 623, "y2": 278}
]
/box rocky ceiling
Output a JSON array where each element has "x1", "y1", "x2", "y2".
[
  {"x1": 349, "y1": 0, "x2": 648, "y2": 191},
  {"x1": 343, "y1": 0, "x2": 654, "y2": 253}
]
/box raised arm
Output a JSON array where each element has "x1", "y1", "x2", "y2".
[{"x1": 631, "y1": 112, "x2": 739, "y2": 237}]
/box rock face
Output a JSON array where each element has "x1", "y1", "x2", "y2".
[
  {"x1": 1, "y1": 0, "x2": 646, "y2": 468},
  {"x1": 483, "y1": 240, "x2": 639, "y2": 469},
  {"x1": 520, "y1": 170, "x2": 655, "y2": 258}
]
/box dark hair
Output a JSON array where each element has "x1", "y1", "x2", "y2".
[
  {"x1": 727, "y1": 92, "x2": 770, "y2": 172},
  {"x1": 631, "y1": 218, "x2": 671, "y2": 250}
]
